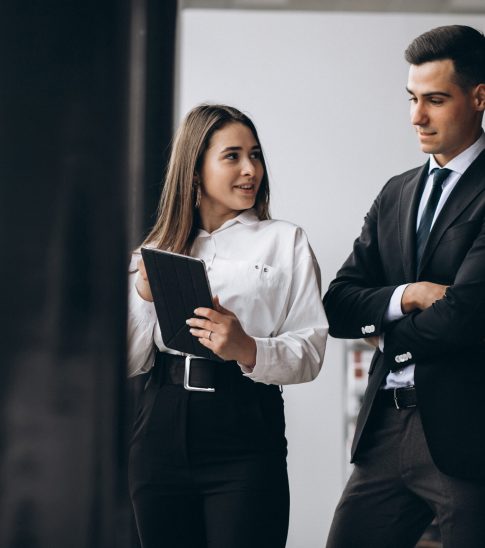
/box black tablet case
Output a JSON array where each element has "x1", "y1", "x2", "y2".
[{"x1": 140, "y1": 247, "x2": 222, "y2": 361}]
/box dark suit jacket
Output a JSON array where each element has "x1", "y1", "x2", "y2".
[{"x1": 323, "y1": 150, "x2": 485, "y2": 480}]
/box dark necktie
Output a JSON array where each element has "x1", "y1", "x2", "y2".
[{"x1": 416, "y1": 167, "x2": 451, "y2": 268}]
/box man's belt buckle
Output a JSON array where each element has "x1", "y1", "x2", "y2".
[
  {"x1": 184, "y1": 355, "x2": 215, "y2": 393},
  {"x1": 393, "y1": 387, "x2": 416, "y2": 410}
]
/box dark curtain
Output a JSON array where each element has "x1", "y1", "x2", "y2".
[{"x1": 0, "y1": 0, "x2": 177, "y2": 546}]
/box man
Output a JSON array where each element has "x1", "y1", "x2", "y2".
[{"x1": 323, "y1": 25, "x2": 485, "y2": 548}]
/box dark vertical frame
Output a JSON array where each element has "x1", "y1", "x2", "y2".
[
  {"x1": 140, "y1": 0, "x2": 178, "y2": 239},
  {"x1": 127, "y1": 2, "x2": 178, "y2": 544},
  {"x1": 0, "y1": 0, "x2": 178, "y2": 545}
]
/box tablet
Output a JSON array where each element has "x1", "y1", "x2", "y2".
[{"x1": 140, "y1": 247, "x2": 222, "y2": 361}]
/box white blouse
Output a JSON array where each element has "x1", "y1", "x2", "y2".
[{"x1": 127, "y1": 209, "x2": 328, "y2": 385}]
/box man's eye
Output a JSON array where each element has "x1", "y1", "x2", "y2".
[
  {"x1": 429, "y1": 98, "x2": 443, "y2": 105},
  {"x1": 408, "y1": 97, "x2": 417, "y2": 103}
]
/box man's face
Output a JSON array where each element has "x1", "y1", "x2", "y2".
[{"x1": 407, "y1": 59, "x2": 483, "y2": 166}]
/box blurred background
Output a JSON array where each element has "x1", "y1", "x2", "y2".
[{"x1": 1, "y1": 1, "x2": 484, "y2": 546}]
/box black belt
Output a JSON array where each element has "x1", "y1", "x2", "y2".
[
  {"x1": 152, "y1": 352, "x2": 239, "y2": 393},
  {"x1": 377, "y1": 386, "x2": 417, "y2": 410}
]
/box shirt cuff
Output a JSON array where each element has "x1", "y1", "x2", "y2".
[
  {"x1": 384, "y1": 284, "x2": 409, "y2": 322},
  {"x1": 238, "y1": 337, "x2": 271, "y2": 383}
]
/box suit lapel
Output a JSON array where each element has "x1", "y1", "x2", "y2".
[
  {"x1": 398, "y1": 162, "x2": 429, "y2": 281},
  {"x1": 418, "y1": 150, "x2": 485, "y2": 276}
]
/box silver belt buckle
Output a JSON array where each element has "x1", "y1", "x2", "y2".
[{"x1": 184, "y1": 355, "x2": 215, "y2": 393}]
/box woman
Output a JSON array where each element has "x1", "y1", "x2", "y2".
[{"x1": 128, "y1": 104, "x2": 328, "y2": 548}]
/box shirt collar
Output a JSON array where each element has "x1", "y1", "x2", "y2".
[
  {"x1": 197, "y1": 208, "x2": 259, "y2": 237},
  {"x1": 234, "y1": 208, "x2": 260, "y2": 225},
  {"x1": 428, "y1": 131, "x2": 485, "y2": 175}
]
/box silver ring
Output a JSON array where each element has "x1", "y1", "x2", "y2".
[{"x1": 208, "y1": 330, "x2": 212, "y2": 341}]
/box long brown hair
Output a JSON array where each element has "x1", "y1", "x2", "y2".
[{"x1": 142, "y1": 104, "x2": 271, "y2": 255}]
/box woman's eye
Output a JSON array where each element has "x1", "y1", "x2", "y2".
[
  {"x1": 225, "y1": 153, "x2": 238, "y2": 160},
  {"x1": 250, "y1": 151, "x2": 262, "y2": 160}
]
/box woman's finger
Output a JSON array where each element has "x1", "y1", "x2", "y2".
[
  {"x1": 186, "y1": 317, "x2": 214, "y2": 331},
  {"x1": 193, "y1": 307, "x2": 224, "y2": 323},
  {"x1": 189, "y1": 328, "x2": 213, "y2": 340},
  {"x1": 197, "y1": 336, "x2": 217, "y2": 351}
]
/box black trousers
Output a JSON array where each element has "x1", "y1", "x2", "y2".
[
  {"x1": 129, "y1": 360, "x2": 289, "y2": 548},
  {"x1": 326, "y1": 397, "x2": 485, "y2": 548}
]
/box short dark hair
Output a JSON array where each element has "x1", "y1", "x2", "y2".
[{"x1": 404, "y1": 25, "x2": 485, "y2": 89}]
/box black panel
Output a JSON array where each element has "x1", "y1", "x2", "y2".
[
  {"x1": 0, "y1": 1, "x2": 137, "y2": 546},
  {"x1": 141, "y1": 248, "x2": 221, "y2": 360},
  {"x1": 140, "y1": 0, "x2": 178, "y2": 238}
]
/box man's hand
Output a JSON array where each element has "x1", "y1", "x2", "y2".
[
  {"x1": 365, "y1": 336, "x2": 380, "y2": 348},
  {"x1": 135, "y1": 258, "x2": 154, "y2": 302},
  {"x1": 401, "y1": 282, "x2": 448, "y2": 313}
]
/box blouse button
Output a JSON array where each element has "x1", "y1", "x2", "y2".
[
  {"x1": 263, "y1": 267, "x2": 268, "y2": 273},
  {"x1": 255, "y1": 265, "x2": 259, "y2": 269}
]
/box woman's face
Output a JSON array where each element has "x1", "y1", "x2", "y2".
[{"x1": 198, "y1": 122, "x2": 264, "y2": 225}]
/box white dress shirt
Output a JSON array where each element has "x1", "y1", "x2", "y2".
[
  {"x1": 127, "y1": 209, "x2": 329, "y2": 385},
  {"x1": 384, "y1": 132, "x2": 485, "y2": 389}
]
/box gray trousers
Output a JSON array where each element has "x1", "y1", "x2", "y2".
[{"x1": 326, "y1": 399, "x2": 485, "y2": 548}]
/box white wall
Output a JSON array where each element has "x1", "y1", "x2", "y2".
[{"x1": 178, "y1": 11, "x2": 485, "y2": 546}]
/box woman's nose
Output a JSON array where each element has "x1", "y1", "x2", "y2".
[{"x1": 241, "y1": 157, "x2": 256, "y2": 176}]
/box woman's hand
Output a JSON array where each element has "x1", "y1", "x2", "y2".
[
  {"x1": 186, "y1": 296, "x2": 256, "y2": 368},
  {"x1": 135, "y1": 258, "x2": 154, "y2": 302}
]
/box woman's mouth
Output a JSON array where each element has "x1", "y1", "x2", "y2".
[{"x1": 234, "y1": 184, "x2": 256, "y2": 191}]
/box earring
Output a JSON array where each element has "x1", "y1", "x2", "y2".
[{"x1": 194, "y1": 184, "x2": 201, "y2": 209}]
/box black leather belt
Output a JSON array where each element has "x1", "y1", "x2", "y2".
[
  {"x1": 152, "y1": 352, "x2": 239, "y2": 393},
  {"x1": 377, "y1": 386, "x2": 417, "y2": 410}
]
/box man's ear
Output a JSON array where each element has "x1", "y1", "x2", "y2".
[{"x1": 473, "y1": 83, "x2": 485, "y2": 112}]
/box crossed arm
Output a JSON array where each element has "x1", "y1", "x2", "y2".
[
  {"x1": 365, "y1": 281, "x2": 448, "y2": 348},
  {"x1": 323, "y1": 191, "x2": 485, "y2": 369}
]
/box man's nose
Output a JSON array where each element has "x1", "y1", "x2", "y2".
[{"x1": 411, "y1": 101, "x2": 428, "y2": 126}]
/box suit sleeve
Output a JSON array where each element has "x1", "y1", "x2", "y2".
[
  {"x1": 384, "y1": 217, "x2": 485, "y2": 370},
  {"x1": 323, "y1": 186, "x2": 399, "y2": 339}
]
